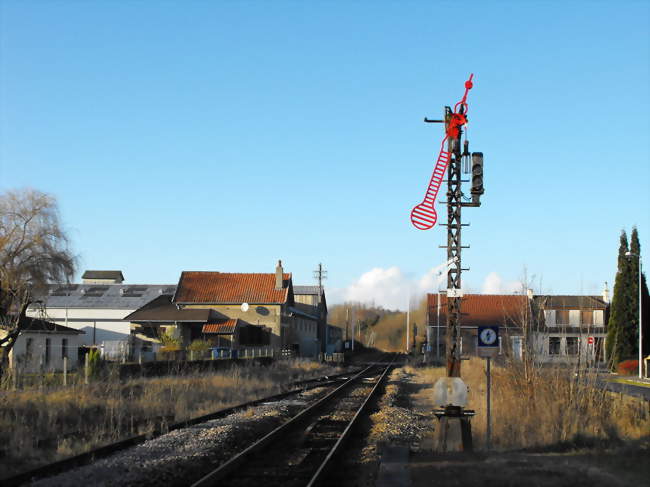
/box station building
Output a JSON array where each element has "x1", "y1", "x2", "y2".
[{"x1": 427, "y1": 289, "x2": 610, "y2": 366}]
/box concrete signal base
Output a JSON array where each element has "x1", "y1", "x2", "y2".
[{"x1": 434, "y1": 406, "x2": 474, "y2": 452}]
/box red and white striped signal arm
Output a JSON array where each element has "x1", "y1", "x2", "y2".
[{"x1": 410, "y1": 74, "x2": 474, "y2": 230}]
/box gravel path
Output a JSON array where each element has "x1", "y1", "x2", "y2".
[{"x1": 31, "y1": 390, "x2": 328, "y2": 487}]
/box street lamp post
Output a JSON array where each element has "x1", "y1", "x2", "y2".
[{"x1": 626, "y1": 251, "x2": 643, "y2": 379}]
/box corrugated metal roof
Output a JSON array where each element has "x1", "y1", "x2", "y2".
[
  {"x1": 174, "y1": 272, "x2": 291, "y2": 304},
  {"x1": 124, "y1": 294, "x2": 211, "y2": 322},
  {"x1": 294, "y1": 285, "x2": 321, "y2": 295},
  {"x1": 427, "y1": 294, "x2": 531, "y2": 327},
  {"x1": 81, "y1": 270, "x2": 124, "y2": 280},
  {"x1": 202, "y1": 319, "x2": 239, "y2": 334},
  {"x1": 34, "y1": 284, "x2": 176, "y2": 310}
]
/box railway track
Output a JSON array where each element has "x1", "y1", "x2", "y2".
[
  {"x1": 5, "y1": 366, "x2": 373, "y2": 487},
  {"x1": 192, "y1": 358, "x2": 395, "y2": 487}
]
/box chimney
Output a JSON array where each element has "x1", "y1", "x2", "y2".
[
  {"x1": 275, "y1": 260, "x2": 284, "y2": 290},
  {"x1": 602, "y1": 282, "x2": 610, "y2": 303},
  {"x1": 526, "y1": 288, "x2": 534, "y2": 300}
]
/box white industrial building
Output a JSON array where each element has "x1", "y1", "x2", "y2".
[{"x1": 26, "y1": 271, "x2": 174, "y2": 357}]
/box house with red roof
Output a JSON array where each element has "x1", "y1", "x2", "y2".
[
  {"x1": 427, "y1": 293, "x2": 532, "y2": 360},
  {"x1": 125, "y1": 261, "x2": 321, "y2": 357},
  {"x1": 427, "y1": 291, "x2": 611, "y2": 365}
]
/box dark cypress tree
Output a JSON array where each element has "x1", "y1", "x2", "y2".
[
  {"x1": 606, "y1": 230, "x2": 632, "y2": 368},
  {"x1": 642, "y1": 272, "x2": 649, "y2": 360},
  {"x1": 629, "y1": 227, "x2": 649, "y2": 363}
]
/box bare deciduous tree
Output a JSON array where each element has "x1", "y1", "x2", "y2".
[{"x1": 0, "y1": 188, "x2": 75, "y2": 371}]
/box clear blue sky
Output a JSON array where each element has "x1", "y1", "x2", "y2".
[{"x1": 1, "y1": 1, "x2": 648, "y2": 306}]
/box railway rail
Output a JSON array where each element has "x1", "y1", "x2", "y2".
[
  {"x1": 5, "y1": 365, "x2": 375, "y2": 487},
  {"x1": 192, "y1": 357, "x2": 395, "y2": 487}
]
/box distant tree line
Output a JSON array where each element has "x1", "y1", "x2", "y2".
[{"x1": 328, "y1": 298, "x2": 428, "y2": 352}]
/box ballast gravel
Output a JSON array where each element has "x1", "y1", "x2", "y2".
[{"x1": 29, "y1": 393, "x2": 322, "y2": 487}]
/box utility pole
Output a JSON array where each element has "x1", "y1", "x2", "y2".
[
  {"x1": 406, "y1": 292, "x2": 410, "y2": 354},
  {"x1": 345, "y1": 307, "x2": 349, "y2": 345},
  {"x1": 351, "y1": 308, "x2": 355, "y2": 351},
  {"x1": 313, "y1": 263, "x2": 327, "y2": 296},
  {"x1": 313, "y1": 263, "x2": 328, "y2": 355}
]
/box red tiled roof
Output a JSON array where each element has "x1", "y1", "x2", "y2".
[
  {"x1": 427, "y1": 294, "x2": 530, "y2": 327},
  {"x1": 202, "y1": 319, "x2": 239, "y2": 334},
  {"x1": 174, "y1": 272, "x2": 291, "y2": 304}
]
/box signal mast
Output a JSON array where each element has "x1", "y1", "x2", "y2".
[{"x1": 410, "y1": 74, "x2": 484, "y2": 451}]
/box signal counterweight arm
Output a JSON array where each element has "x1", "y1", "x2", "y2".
[{"x1": 410, "y1": 75, "x2": 473, "y2": 230}]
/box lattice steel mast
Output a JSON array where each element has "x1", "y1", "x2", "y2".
[
  {"x1": 410, "y1": 75, "x2": 484, "y2": 451},
  {"x1": 445, "y1": 106, "x2": 464, "y2": 377}
]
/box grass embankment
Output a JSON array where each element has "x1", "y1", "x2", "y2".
[
  {"x1": 406, "y1": 358, "x2": 649, "y2": 450},
  {"x1": 0, "y1": 359, "x2": 341, "y2": 479}
]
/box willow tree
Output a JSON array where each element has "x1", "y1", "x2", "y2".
[{"x1": 0, "y1": 188, "x2": 75, "y2": 373}]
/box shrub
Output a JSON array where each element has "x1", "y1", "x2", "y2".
[
  {"x1": 617, "y1": 359, "x2": 639, "y2": 375},
  {"x1": 87, "y1": 348, "x2": 102, "y2": 378},
  {"x1": 160, "y1": 331, "x2": 182, "y2": 348},
  {"x1": 187, "y1": 339, "x2": 211, "y2": 352},
  {"x1": 187, "y1": 339, "x2": 212, "y2": 359}
]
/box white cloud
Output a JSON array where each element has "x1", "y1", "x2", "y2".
[
  {"x1": 345, "y1": 267, "x2": 409, "y2": 311},
  {"x1": 330, "y1": 263, "x2": 452, "y2": 311},
  {"x1": 481, "y1": 272, "x2": 523, "y2": 294},
  {"x1": 329, "y1": 268, "x2": 524, "y2": 310}
]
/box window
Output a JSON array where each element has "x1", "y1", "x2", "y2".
[
  {"x1": 581, "y1": 310, "x2": 593, "y2": 325},
  {"x1": 544, "y1": 310, "x2": 556, "y2": 327},
  {"x1": 569, "y1": 311, "x2": 580, "y2": 326},
  {"x1": 45, "y1": 338, "x2": 51, "y2": 364},
  {"x1": 62, "y1": 338, "x2": 68, "y2": 359},
  {"x1": 549, "y1": 337, "x2": 561, "y2": 355},
  {"x1": 556, "y1": 310, "x2": 570, "y2": 324},
  {"x1": 594, "y1": 310, "x2": 604, "y2": 326},
  {"x1": 25, "y1": 338, "x2": 34, "y2": 359},
  {"x1": 566, "y1": 337, "x2": 578, "y2": 355}
]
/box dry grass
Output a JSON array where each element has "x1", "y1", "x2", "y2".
[
  {"x1": 368, "y1": 369, "x2": 404, "y2": 441},
  {"x1": 0, "y1": 359, "x2": 340, "y2": 479},
  {"x1": 406, "y1": 359, "x2": 650, "y2": 451}
]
